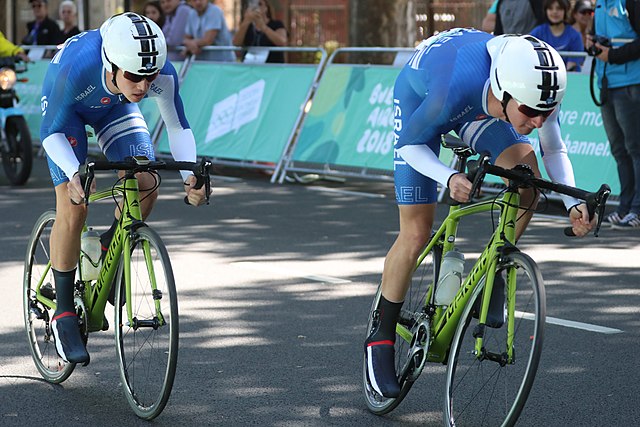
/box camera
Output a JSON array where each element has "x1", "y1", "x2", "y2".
[{"x1": 587, "y1": 35, "x2": 612, "y2": 56}]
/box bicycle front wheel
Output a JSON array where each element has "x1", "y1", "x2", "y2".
[
  {"x1": 114, "y1": 226, "x2": 178, "y2": 420},
  {"x1": 363, "y1": 240, "x2": 442, "y2": 415},
  {"x1": 23, "y1": 210, "x2": 75, "y2": 382},
  {"x1": 444, "y1": 252, "x2": 545, "y2": 427}
]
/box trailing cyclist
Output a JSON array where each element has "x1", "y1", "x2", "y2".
[
  {"x1": 40, "y1": 13, "x2": 208, "y2": 364},
  {"x1": 365, "y1": 28, "x2": 596, "y2": 398}
]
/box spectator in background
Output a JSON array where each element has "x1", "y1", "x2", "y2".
[
  {"x1": 160, "y1": 0, "x2": 191, "y2": 60},
  {"x1": 570, "y1": 0, "x2": 594, "y2": 47},
  {"x1": 22, "y1": 0, "x2": 63, "y2": 46},
  {"x1": 530, "y1": 0, "x2": 584, "y2": 71},
  {"x1": 183, "y1": 0, "x2": 235, "y2": 62},
  {"x1": 590, "y1": 0, "x2": 640, "y2": 229},
  {"x1": 481, "y1": 0, "x2": 499, "y2": 33},
  {"x1": 59, "y1": 1, "x2": 81, "y2": 41},
  {"x1": 143, "y1": 1, "x2": 166, "y2": 29},
  {"x1": 232, "y1": 0, "x2": 287, "y2": 63},
  {"x1": 493, "y1": 0, "x2": 544, "y2": 35}
]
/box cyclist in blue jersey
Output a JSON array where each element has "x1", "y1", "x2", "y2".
[
  {"x1": 40, "y1": 13, "x2": 208, "y2": 364},
  {"x1": 365, "y1": 28, "x2": 596, "y2": 398}
]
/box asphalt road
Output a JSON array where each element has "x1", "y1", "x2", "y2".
[{"x1": 0, "y1": 156, "x2": 639, "y2": 426}]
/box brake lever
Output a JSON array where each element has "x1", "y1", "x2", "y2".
[
  {"x1": 184, "y1": 158, "x2": 212, "y2": 206},
  {"x1": 467, "y1": 153, "x2": 491, "y2": 201},
  {"x1": 75, "y1": 161, "x2": 94, "y2": 206},
  {"x1": 563, "y1": 184, "x2": 611, "y2": 237},
  {"x1": 592, "y1": 184, "x2": 611, "y2": 237}
]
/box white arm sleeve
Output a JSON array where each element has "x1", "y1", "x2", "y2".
[
  {"x1": 42, "y1": 133, "x2": 80, "y2": 179},
  {"x1": 397, "y1": 144, "x2": 457, "y2": 187},
  {"x1": 167, "y1": 128, "x2": 197, "y2": 182},
  {"x1": 537, "y1": 110, "x2": 581, "y2": 210}
]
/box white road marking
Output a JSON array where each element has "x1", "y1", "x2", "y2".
[
  {"x1": 516, "y1": 310, "x2": 623, "y2": 334},
  {"x1": 231, "y1": 261, "x2": 352, "y2": 284}
]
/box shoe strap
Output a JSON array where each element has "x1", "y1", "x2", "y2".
[
  {"x1": 367, "y1": 339, "x2": 395, "y2": 347},
  {"x1": 52, "y1": 311, "x2": 77, "y2": 321}
]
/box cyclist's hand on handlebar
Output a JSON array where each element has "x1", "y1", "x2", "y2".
[
  {"x1": 68, "y1": 173, "x2": 95, "y2": 205},
  {"x1": 448, "y1": 173, "x2": 473, "y2": 203},
  {"x1": 183, "y1": 174, "x2": 208, "y2": 206},
  {"x1": 568, "y1": 203, "x2": 595, "y2": 237}
]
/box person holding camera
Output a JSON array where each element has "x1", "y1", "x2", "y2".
[
  {"x1": 589, "y1": 0, "x2": 640, "y2": 229},
  {"x1": 232, "y1": 0, "x2": 287, "y2": 63}
]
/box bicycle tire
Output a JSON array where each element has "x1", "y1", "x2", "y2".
[
  {"x1": 444, "y1": 252, "x2": 545, "y2": 427},
  {"x1": 23, "y1": 210, "x2": 76, "y2": 383},
  {"x1": 363, "y1": 240, "x2": 442, "y2": 415},
  {"x1": 2, "y1": 115, "x2": 33, "y2": 186},
  {"x1": 114, "y1": 225, "x2": 178, "y2": 420}
]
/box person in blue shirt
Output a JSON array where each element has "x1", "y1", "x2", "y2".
[
  {"x1": 589, "y1": 0, "x2": 640, "y2": 229},
  {"x1": 531, "y1": 0, "x2": 585, "y2": 71},
  {"x1": 183, "y1": 0, "x2": 235, "y2": 61},
  {"x1": 364, "y1": 28, "x2": 596, "y2": 398},
  {"x1": 40, "y1": 13, "x2": 208, "y2": 364}
]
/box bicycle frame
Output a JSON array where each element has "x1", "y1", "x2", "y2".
[
  {"x1": 33, "y1": 175, "x2": 158, "y2": 333},
  {"x1": 396, "y1": 188, "x2": 521, "y2": 364}
]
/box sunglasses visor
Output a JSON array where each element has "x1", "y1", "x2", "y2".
[
  {"x1": 516, "y1": 101, "x2": 554, "y2": 119},
  {"x1": 123, "y1": 70, "x2": 159, "y2": 83}
]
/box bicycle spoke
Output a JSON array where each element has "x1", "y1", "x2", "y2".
[
  {"x1": 23, "y1": 210, "x2": 75, "y2": 383},
  {"x1": 363, "y1": 239, "x2": 441, "y2": 415},
  {"x1": 115, "y1": 226, "x2": 178, "y2": 420},
  {"x1": 444, "y1": 252, "x2": 545, "y2": 427}
]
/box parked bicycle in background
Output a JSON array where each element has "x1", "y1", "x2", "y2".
[{"x1": 0, "y1": 56, "x2": 32, "y2": 185}]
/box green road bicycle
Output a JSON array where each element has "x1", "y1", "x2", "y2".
[
  {"x1": 23, "y1": 156, "x2": 211, "y2": 420},
  {"x1": 363, "y1": 139, "x2": 610, "y2": 426}
]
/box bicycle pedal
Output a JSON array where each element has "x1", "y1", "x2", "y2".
[
  {"x1": 29, "y1": 304, "x2": 45, "y2": 320},
  {"x1": 40, "y1": 283, "x2": 56, "y2": 300}
]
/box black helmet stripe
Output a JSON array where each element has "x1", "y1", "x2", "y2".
[
  {"x1": 523, "y1": 36, "x2": 560, "y2": 108},
  {"x1": 124, "y1": 12, "x2": 159, "y2": 74}
]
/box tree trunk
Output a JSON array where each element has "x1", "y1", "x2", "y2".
[{"x1": 349, "y1": 0, "x2": 417, "y2": 47}]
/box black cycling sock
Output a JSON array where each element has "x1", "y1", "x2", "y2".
[
  {"x1": 53, "y1": 268, "x2": 77, "y2": 316},
  {"x1": 100, "y1": 218, "x2": 118, "y2": 251},
  {"x1": 368, "y1": 296, "x2": 403, "y2": 343}
]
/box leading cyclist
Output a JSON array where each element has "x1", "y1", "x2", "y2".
[
  {"x1": 365, "y1": 28, "x2": 596, "y2": 398},
  {"x1": 40, "y1": 13, "x2": 207, "y2": 365}
]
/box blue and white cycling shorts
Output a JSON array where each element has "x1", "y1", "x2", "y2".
[
  {"x1": 394, "y1": 118, "x2": 530, "y2": 205},
  {"x1": 47, "y1": 102, "x2": 156, "y2": 186}
]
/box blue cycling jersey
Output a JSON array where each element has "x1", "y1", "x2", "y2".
[
  {"x1": 394, "y1": 28, "x2": 494, "y2": 152},
  {"x1": 393, "y1": 28, "x2": 579, "y2": 208},
  {"x1": 40, "y1": 29, "x2": 196, "y2": 184}
]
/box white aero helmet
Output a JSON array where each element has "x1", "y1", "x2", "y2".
[
  {"x1": 100, "y1": 12, "x2": 166, "y2": 76},
  {"x1": 487, "y1": 35, "x2": 566, "y2": 113}
]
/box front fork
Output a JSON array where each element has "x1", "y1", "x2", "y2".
[
  {"x1": 474, "y1": 257, "x2": 517, "y2": 364},
  {"x1": 122, "y1": 227, "x2": 165, "y2": 329}
]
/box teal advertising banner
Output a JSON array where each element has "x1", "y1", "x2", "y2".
[
  {"x1": 156, "y1": 63, "x2": 317, "y2": 163},
  {"x1": 15, "y1": 60, "x2": 49, "y2": 140},
  {"x1": 292, "y1": 65, "x2": 398, "y2": 170},
  {"x1": 292, "y1": 67, "x2": 619, "y2": 194}
]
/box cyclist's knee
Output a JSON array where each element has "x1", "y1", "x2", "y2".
[
  {"x1": 398, "y1": 229, "x2": 432, "y2": 258},
  {"x1": 519, "y1": 186, "x2": 540, "y2": 209}
]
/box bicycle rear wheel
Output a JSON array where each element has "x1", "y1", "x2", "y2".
[
  {"x1": 23, "y1": 210, "x2": 75, "y2": 382},
  {"x1": 363, "y1": 240, "x2": 442, "y2": 414},
  {"x1": 444, "y1": 252, "x2": 545, "y2": 427},
  {"x1": 114, "y1": 226, "x2": 178, "y2": 420}
]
